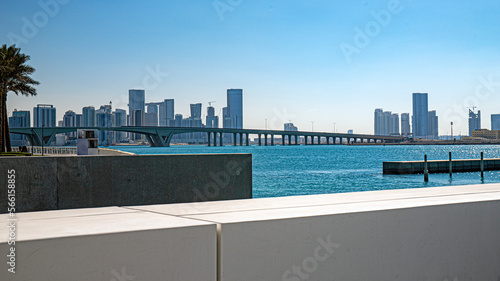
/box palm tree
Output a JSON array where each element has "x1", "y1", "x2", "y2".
[{"x1": 0, "y1": 44, "x2": 40, "y2": 152}]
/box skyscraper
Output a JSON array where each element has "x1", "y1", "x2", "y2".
[
  {"x1": 113, "y1": 109, "x2": 127, "y2": 143},
  {"x1": 206, "y1": 105, "x2": 219, "y2": 128},
  {"x1": 9, "y1": 110, "x2": 30, "y2": 146},
  {"x1": 82, "y1": 106, "x2": 95, "y2": 127},
  {"x1": 390, "y1": 114, "x2": 399, "y2": 135},
  {"x1": 129, "y1": 89, "x2": 145, "y2": 126},
  {"x1": 491, "y1": 114, "x2": 500, "y2": 130},
  {"x1": 190, "y1": 103, "x2": 202, "y2": 119},
  {"x1": 158, "y1": 99, "x2": 174, "y2": 126},
  {"x1": 63, "y1": 110, "x2": 78, "y2": 138},
  {"x1": 412, "y1": 93, "x2": 428, "y2": 139},
  {"x1": 401, "y1": 113, "x2": 410, "y2": 135},
  {"x1": 374, "y1": 109, "x2": 383, "y2": 135},
  {"x1": 227, "y1": 89, "x2": 243, "y2": 129},
  {"x1": 427, "y1": 110, "x2": 439, "y2": 139},
  {"x1": 33, "y1": 104, "x2": 56, "y2": 127},
  {"x1": 468, "y1": 109, "x2": 481, "y2": 136},
  {"x1": 374, "y1": 109, "x2": 399, "y2": 135},
  {"x1": 96, "y1": 105, "x2": 113, "y2": 145}
]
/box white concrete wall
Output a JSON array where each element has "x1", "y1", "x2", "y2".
[
  {"x1": 0, "y1": 208, "x2": 217, "y2": 281},
  {"x1": 2, "y1": 184, "x2": 500, "y2": 280}
]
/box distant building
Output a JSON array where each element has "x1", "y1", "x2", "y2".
[
  {"x1": 96, "y1": 105, "x2": 113, "y2": 145},
  {"x1": 427, "y1": 110, "x2": 439, "y2": 139},
  {"x1": 9, "y1": 110, "x2": 30, "y2": 146},
  {"x1": 468, "y1": 109, "x2": 481, "y2": 136},
  {"x1": 130, "y1": 109, "x2": 144, "y2": 141},
  {"x1": 113, "y1": 109, "x2": 127, "y2": 143},
  {"x1": 129, "y1": 89, "x2": 145, "y2": 126},
  {"x1": 145, "y1": 112, "x2": 158, "y2": 127},
  {"x1": 374, "y1": 108, "x2": 399, "y2": 135},
  {"x1": 390, "y1": 114, "x2": 399, "y2": 135},
  {"x1": 206, "y1": 106, "x2": 219, "y2": 128},
  {"x1": 63, "y1": 110, "x2": 78, "y2": 139},
  {"x1": 412, "y1": 93, "x2": 428, "y2": 138},
  {"x1": 82, "y1": 106, "x2": 95, "y2": 127},
  {"x1": 347, "y1": 130, "x2": 354, "y2": 134},
  {"x1": 34, "y1": 104, "x2": 56, "y2": 127},
  {"x1": 227, "y1": 89, "x2": 243, "y2": 129},
  {"x1": 158, "y1": 99, "x2": 174, "y2": 126},
  {"x1": 492, "y1": 114, "x2": 500, "y2": 130},
  {"x1": 284, "y1": 123, "x2": 298, "y2": 131},
  {"x1": 471, "y1": 129, "x2": 500, "y2": 140},
  {"x1": 374, "y1": 109, "x2": 383, "y2": 135},
  {"x1": 401, "y1": 113, "x2": 410, "y2": 135}
]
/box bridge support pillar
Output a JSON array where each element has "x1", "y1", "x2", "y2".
[
  {"x1": 264, "y1": 134, "x2": 268, "y2": 146},
  {"x1": 220, "y1": 132, "x2": 224, "y2": 146},
  {"x1": 271, "y1": 135, "x2": 274, "y2": 146},
  {"x1": 207, "y1": 132, "x2": 211, "y2": 146},
  {"x1": 258, "y1": 134, "x2": 261, "y2": 146},
  {"x1": 233, "y1": 133, "x2": 237, "y2": 146},
  {"x1": 246, "y1": 134, "x2": 249, "y2": 146}
]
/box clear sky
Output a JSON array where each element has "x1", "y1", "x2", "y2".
[{"x1": 2, "y1": 0, "x2": 500, "y2": 135}]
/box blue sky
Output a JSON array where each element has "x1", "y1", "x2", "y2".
[{"x1": 2, "y1": 0, "x2": 500, "y2": 134}]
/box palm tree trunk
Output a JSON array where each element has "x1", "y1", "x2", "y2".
[
  {"x1": 0, "y1": 93, "x2": 4, "y2": 153},
  {"x1": 3, "y1": 94, "x2": 12, "y2": 152}
]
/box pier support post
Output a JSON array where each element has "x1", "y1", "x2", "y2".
[
  {"x1": 481, "y1": 152, "x2": 484, "y2": 179},
  {"x1": 449, "y1": 152, "x2": 452, "y2": 176},
  {"x1": 424, "y1": 154, "x2": 429, "y2": 182}
]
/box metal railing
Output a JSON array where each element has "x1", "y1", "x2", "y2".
[{"x1": 12, "y1": 146, "x2": 77, "y2": 155}]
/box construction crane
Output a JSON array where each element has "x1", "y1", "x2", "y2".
[
  {"x1": 467, "y1": 106, "x2": 477, "y2": 113},
  {"x1": 208, "y1": 101, "x2": 216, "y2": 107}
]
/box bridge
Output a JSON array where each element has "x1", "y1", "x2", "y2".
[{"x1": 10, "y1": 126, "x2": 405, "y2": 147}]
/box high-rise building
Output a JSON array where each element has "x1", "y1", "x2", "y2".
[
  {"x1": 9, "y1": 110, "x2": 30, "y2": 146},
  {"x1": 63, "y1": 110, "x2": 78, "y2": 138},
  {"x1": 401, "y1": 113, "x2": 410, "y2": 135},
  {"x1": 174, "y1": 114, "x2": 183, "y2": 127},
  {"x1": 96, "y1": 105, "x2": 113, "y2": 145},
  {"x1": 130, "y1": 109, "x2": 145, "y2": 141},
  {"x1": 129, "y1": 89, "x2": 145, "y2": 126},
  {"x1": 390, "y1": 114, "x2": 399, "y2": 135},
  {"x1": 491, "y1": 114, "x2": 500, "y2": 130},
  {"x1": 374, "y1": 109, "x2": 383, "y2": 135},
  {"x1": 158, "y1": 99, "x2": 174, "y2": 126},
  {"x1": 227, "y1": 89, "x2": 243, "y2": 129},
  {"x1": 412, "y1": 93, "x2": 428, "y2": 139},
  {"x1": 113, "y1": 109, "x2": 127, "y2": 143},
  {"x1": 63, "y1": 110, "x2": 77, "y2": 127},
  {"x1": 145, "y1": 112, "x2": 158, "y2": 126},
  {"x1": 284, "y1": 123, "x2": 298, "y2": 131},
  {"x1": 427, "y1": 110, "x2": 439, "y2": 139},
  {"x1": 146, "y1": 102, "x2": 161, "y2": 126},
  {"x1": 82, "y1": 106, "x2": 95, "y2": 127},
  {"x1": 190, "y1": 103, "x2": 202, "y2": 119},
  {"x1": 33, "y1": 104, "x2": 56, "y2": 127},
  {"x1": 468, "y1": 109, "x2": 481, "y2": 136},
  {"x1": 206, "y1": 106, "x2": 219, "y2": 128},
  {"x1": 374, "y1": 109, "x2": 399, "y2": 135}
]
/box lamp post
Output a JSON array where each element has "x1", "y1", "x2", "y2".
[
  {"x1": 41, "y1": 125, "x2": 44, "y2": 156},
  {"x1": 311, "y1": 121, "x2": 315, "y2": 132},
  {"x1": 450, "y1": 122, "x2": 454, "y2": 142},
  {"x1": 332, "y1": 122, "x2": 336, "y2": 133}
]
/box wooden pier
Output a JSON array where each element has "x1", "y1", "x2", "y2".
[{"x1": 383, "y1": 158, "x2": 500, "y2": 174}]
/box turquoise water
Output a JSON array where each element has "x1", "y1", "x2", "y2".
[{"x1": 109, "y1": 145, "x2": 500, "y2": 198}]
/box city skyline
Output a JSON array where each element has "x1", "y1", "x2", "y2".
[{"x1": 2, "y1": 1, "x2": 500, "y2": 134}]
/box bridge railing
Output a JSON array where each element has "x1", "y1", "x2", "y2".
[{"x1": 12, "y1": 146, "x2": 77, "y2": 155}]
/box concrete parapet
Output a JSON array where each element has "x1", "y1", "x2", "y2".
[{"x1": 0, "y1": 154, "x2": 252, "y2": 213}]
